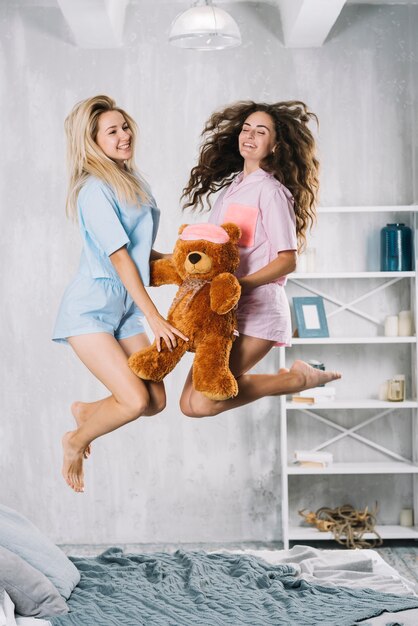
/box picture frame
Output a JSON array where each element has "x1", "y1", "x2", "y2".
[{"x1": 292, "y1": 296, "x2": 329, "y2": 338}]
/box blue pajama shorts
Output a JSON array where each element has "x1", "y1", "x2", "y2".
[{"x1": 52, "y1": 274, "x2": 146, "y2": 344}]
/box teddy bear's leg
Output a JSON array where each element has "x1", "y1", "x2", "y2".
[
  {"x1": 192, "y1": 337, "x2": 238, "y2": 401},
  {"x1": 128, "y1": 339, "x2": 188, "y2": 382}
]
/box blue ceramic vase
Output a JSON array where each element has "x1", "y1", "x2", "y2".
[{"x1": 380, "y1": 223, "x2": 413, "y2": 271}]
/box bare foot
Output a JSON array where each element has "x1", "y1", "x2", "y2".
[
  {"x1": 71, "y1": 402, "x2": 91, "y2": 459},
  {"x1": 289, "y1": 360, "x2": 341, "y2": 392},
  {"x1": 62, "y1": 431, "x2": 85, "y2": 493}
]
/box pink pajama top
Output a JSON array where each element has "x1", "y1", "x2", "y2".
[{"x1": 208, "y1": 168, "x2": 297, "y2": 346}]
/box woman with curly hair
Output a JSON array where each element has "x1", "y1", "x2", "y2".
[{"x1": 180, "y1": 100, "x2": 340, "y2": 417}]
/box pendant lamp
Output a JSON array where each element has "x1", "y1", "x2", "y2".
[{"x1": 169, "y1": 0, "x2": 241, "y2": 50}]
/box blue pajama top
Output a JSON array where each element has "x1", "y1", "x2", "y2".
[
  {"x1": 77, "y1": 176, "x2": 160, "y2": 283},
  {"x1": 52, "y1": 175, "x2": 160, "y2": 343}
]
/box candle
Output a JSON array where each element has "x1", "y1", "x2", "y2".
[
  {"x1": 384, "y1": 315, "x2": 398, "y2": 337},
  {"x1": 387, "y1": 375, "x2": 405, "y2": 402},
  {"x1": 378, "y1": 380, "x2": 389, "y2": 401},
  {"x1": 398, "y1": 310, "x2": 413, "y2": 336},
  {"x1": 400, "y1": 508, "x2": 414, "y2": 527}
]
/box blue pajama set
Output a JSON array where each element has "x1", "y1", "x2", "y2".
[{"x1": 52, "y1": 176, "x2": 160, "y2": 344}]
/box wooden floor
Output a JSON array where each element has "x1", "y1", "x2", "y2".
[{"x1": 374, "y1": 542, "x2": 418, "y2": 583}]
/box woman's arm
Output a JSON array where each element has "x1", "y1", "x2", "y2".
[
  {"x1": 150, "y1": 249, "x2": 172, "y2": 261},
  {"x1": 110, "y1": 246, "x2": 187, "y2": 351},
  {"x1": 239, "y1": 250, "x2": 297, "y2": 292}
]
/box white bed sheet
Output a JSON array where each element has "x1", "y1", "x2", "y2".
[
  {"x1": 223, "y1": 546, "x2": 418, "y2": 625},
  {"x1": 1, "y1": 592, "x2": 16, "y2": 626},
  {"x1": 1, "y1": 592, "x2": 50, "y2": 626},
  {"x1": 12, "y1": 546, "x2": 418, "y2": 626},
  {"x1": 15, "y1": 617, "x2": 51, "y2": 626},
  {"x1": 223, "y1": 545, "x2": 417, "y2": 596}
]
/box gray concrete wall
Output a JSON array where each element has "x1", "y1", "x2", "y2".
[{"x1": 0, "y1": 1, "x2": 416, "y2": 544}]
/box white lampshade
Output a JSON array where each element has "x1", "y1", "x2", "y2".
[{"x1": 169, "y1": 2, "x2": 241, "y2": 50}]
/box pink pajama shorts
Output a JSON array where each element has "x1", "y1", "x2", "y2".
[{"x1": 236, "y1": 283, "x2": 292, "y2": 347}]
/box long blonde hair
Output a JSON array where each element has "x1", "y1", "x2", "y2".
[{"x1": 65, "y1": 95, "x2": 149, "y2": 217}]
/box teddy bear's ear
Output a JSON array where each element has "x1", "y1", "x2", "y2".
[
  {"x1": 222, "y1": 222, "x2": 241, "y2": 243},
  {"x1": 178, "y1": 224, "x2": 189, "y2": 235}
]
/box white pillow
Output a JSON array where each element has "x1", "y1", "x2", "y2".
[
  {"x1": 0, "y1": 505, "x2": 79, "y2": 599},
  {"x1": 0, "y1": 546, "x2": 68, "y2": 618}
]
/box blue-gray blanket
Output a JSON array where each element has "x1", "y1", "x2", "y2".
[{"x1": 49, "y1": 547, "x2": 418, "y2": 626}]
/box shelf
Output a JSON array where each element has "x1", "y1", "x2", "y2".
[
  {"x1": 290, "y1": 271, "x2": 415, "y2": 279},
  {"x1": 317, "y1": 205, "x2": 418, "y2": 213},
  {"x1": 287, "y1": 462, "x2": 418, "y2": 475},
  {"x1": 280, "y1": 205, "x2": 418, "y2": 550},
  {"x1": 288, "y1": 525, "x2": 418, "y2": 541},
  {"x1": 291, "y1": 336, "x2": 416, "y2": 344},
  {"x1": 286, "y1": 399, "x2": 418, "y2": 410}
]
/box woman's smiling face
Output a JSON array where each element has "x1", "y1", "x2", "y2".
[
  {"x1": 95, "y1": 110, "x2": 133, "y2": 167},
  {"x1": 238, "y1": 111, "x2": 276, "y2": 166}
]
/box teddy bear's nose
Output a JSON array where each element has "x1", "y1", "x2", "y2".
[{"x1": 188, "y1": 253, "x2": 202, "y2": 265}]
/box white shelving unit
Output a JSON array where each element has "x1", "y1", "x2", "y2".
[
  {"x1": 292, "y1": 337, "x2": 416, "y2": 344},
  {"x1": 288, "y1": 525, "x2": 418, "y2": 542},
  {"x1": 279, "y1": 205, "x2": 418, "y2": 549}
]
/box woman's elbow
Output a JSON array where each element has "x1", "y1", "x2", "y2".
[{"x1": 286, "y1": 252, "x2": 297, "y2": 274}]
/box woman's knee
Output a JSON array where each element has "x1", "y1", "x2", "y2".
[
  {"x1": 179, "y1": 396, "x2": 201, "y2": 418},
  {"x1": 145, "y1": 391, "x2": 166, "y2": 416},
  {"x1": 119, "y1": 390, "x2": 150, "y2": 422},
  {"x1": 180, "y1": 392, "x2": 219, "y2": 418}
]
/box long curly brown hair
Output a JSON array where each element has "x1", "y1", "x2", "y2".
[{"x1": 182, "y1": 100, "x2": 319, "y2": 250}]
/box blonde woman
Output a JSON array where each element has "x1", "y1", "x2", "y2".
[{"x1": 53, "y1": 95, "x2": 187, "y2": 493}]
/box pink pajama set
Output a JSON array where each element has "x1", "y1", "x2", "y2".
[{"x1": 208, "y1": 168, "x2": 297, "y2": 346}]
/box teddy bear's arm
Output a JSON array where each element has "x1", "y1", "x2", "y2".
[
  {"x1": 150, "y1": 259, "x2": 182, "y2": 286},
  {"x1": 210, "y1": 273, "x2": 241, "y2": 314}
]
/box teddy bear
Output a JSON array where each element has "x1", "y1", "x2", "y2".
[{"x1": 128, "y1": 222, "x2": 242, "y2": 401}]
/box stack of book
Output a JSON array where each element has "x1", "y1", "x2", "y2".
[
  {"x1": 291, "y1": 386, "x2": 336, "y2": 404},
  {"x1": 293, "y1": 450, "x2": 333, "y2": 468}
]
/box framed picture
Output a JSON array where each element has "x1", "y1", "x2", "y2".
[{"x1": 292, "y1": 296, "x2": 329, "y2": 338}]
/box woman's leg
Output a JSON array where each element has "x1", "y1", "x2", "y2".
[
  {"x1": 71, "y1": 333, "x2": 166, "y2": 455},
  {"x1": 62, "y1": 333, "x2": 154, "y2": 493},
  {"x1": 180, "y1": 335, "x2": 272, "y2": 417},
  {"x1": 180, "y1": 334, "x2": 341, "y2": 418},
  {"x1": 118, "y1": 334, "x2": 166, "y2": 416}
]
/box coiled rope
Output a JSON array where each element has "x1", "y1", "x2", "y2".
[{"x1": 299, "y1": 503, "x2": 383, "y2": 549}]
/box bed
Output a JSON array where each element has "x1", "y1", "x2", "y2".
[
  {"x1": 4, "y1": 545, "x2": 418, "y2": 626},
  {"x1": 2, "y1": 503, "x2": 418, "y2": 625}
]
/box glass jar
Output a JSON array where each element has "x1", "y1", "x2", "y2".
[
  {"x1": 387, "y1": 375, "x2": 405, "y2": 402},
  {"x1": 380, "y1": 223, "x2": 413, "y2": 271}
]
